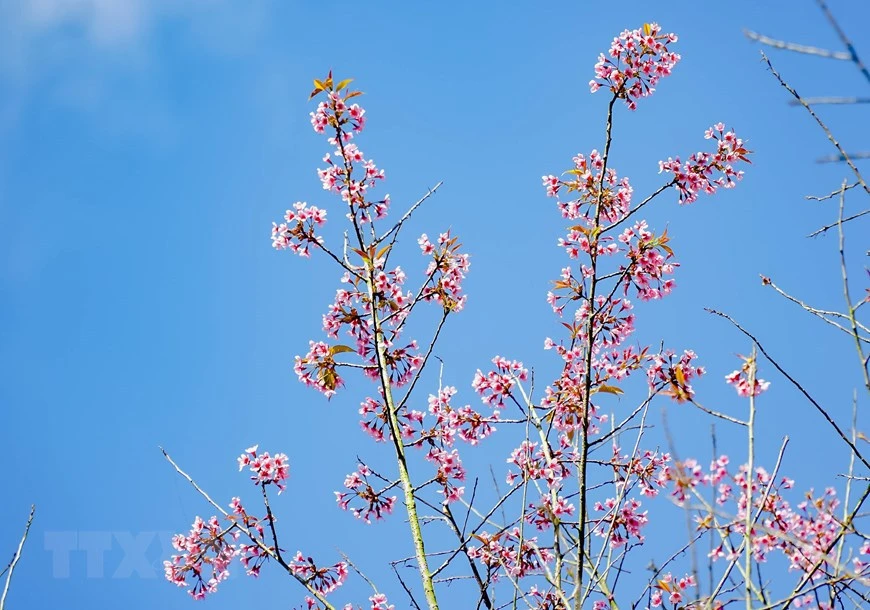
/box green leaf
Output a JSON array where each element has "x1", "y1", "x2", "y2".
[{"x1": 336, "y1": 78, "x2": 353, "y2": 91}]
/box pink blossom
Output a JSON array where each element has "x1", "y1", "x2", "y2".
[
  {"x1": 238, "y1": 446, "x2": 290, "y2": 492},
  {"x1": 289, "y1": 552, "x2": 348, "y2": 595},
  {"x1": 164, "y1": 516, "x2": 238, "y2": 599},
  {"x1": 335, "y1": 463, "x2": 397, "y2": 523},
  {"x1": 724, "y1": 353, "x2": 769, "y2": 397},
  {"x1": 591, "y1": 23, "x2": 680, "y2": 109},
  {"x1": 473, "y1": 356, "x2": 528, "y2": 407},
  {"x1": 660, "y1": 124, "x2": 751, "y2": 204}
]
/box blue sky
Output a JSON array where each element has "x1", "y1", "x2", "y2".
[{"x1": 1, "y1": 1, "x2": 869, "y2": 608}]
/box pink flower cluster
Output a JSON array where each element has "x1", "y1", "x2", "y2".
[
  {"x1": 426, "y1": 446, "x2": 466, "y2": 503},
  {"x1": 472, "y1": 356, "x2": 528, "y2": 408},
  {"x1": 526, "y1": 494, "x2": 575, "y2": 530},
  {"x1": 589, "y1": 23, "x2": 680, "y2": 109},
  {"x1": 506, "y1": 440, "x2": 570, "y2": 489},
  {"x1": 164, "y1": 515, "x2": 238, "y2": 599},
  {"x1": 577, "y1": 296, "x2": 636, "y2": 349},
  {"x1": 650, "y1": 573, "x2": 696, "y2": 608},
  {"x1": 271, "y1": 202, "x2": 327, "y2": 256},
  {"x1": 229, "y1": 497, "x2": 269, "y2": 577},
  {"x1": 662, "y1": 455, "x2": 860, "y2": 576},
  {"x1": 318, "y1": 268, "x2": 423, "y2": 393},
  {"x1": 724, "y1": 354, "x2": 770, "y2": 397},
  {"x1": 309, "y1": 87, "x2": 366, "y2": 134},
  {"x1": 526, "y1": 586, "x2": 568, "y2": 610},
  {"x1": 238, "y1": 445, "x2": 290, "y2": 492},
  {"x1": 306, "y1": 78, "x2": 389, "y2": 224},
  {"x1": 317, "y1": 138, "x2": 387, "y2": 221},
  {"x1": 295, "y1": 340, "x2": 345, "y2": 398},
  {"x1": 593, "y1": 496, "x2": 649, "y2": 548},
  {"x1": 618, "y1": 221, "x2": 676, "y2": 301},
  {"x1": 659, "y1": 457, "x2": 705, "y2": 504},
  {"x1": 591, "y1": 344, "x2": 648, "y2": 386},
  {"x1": 290, "y1": 552, "x2": 348, "y2": 595},
  {"x1": 609, "y1": 445, "x2": 672, "y2": 498},
  {"x1": 335, "y1": 463, "x2": 397, "y2": 523},
  {"x1": 418, "y1": 231, "x2": 470, "y2": 312},
  {"x1": 427, "y1": 386, "x2": 498, "y2": 445},
  {"x1": 468, "y1": 528, "x2": 554, "y2": 579},
  {"x1": 659, "y1": 124, "x2": 751, "y2": 204},
  {"x1": 646, "y1": 349, "x2": 706, "y2": 403},
  {"x1": 358, "y1": 396, "x2": 390, "y2": 442},
  {"x1": 542, "y1": 149, "x2": 633, "y2": 223}
]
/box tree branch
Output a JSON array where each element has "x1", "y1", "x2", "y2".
[{"x1": 0, "y1": 505, "x2": 35, "y2": 610}]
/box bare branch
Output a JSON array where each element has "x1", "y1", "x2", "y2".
[
  {"x1": 377, "y1": 181, "x2": 444, "y2": 250},
  {"x1": 806, "y1": 182, "x2": 860, "y2": 201},
  {"x1": 761, "y1": 52, "x2": 870, "y2": 198},
  {"x1": 808, "y1": 208, "x2": 870, "y2": 237},
  {"x1": 789, "y1": 97, "x2": 870, "y2": 105},
  {"x1": 744, "y1": 29, "x2": 851, "y2": 60},
  {"x1": 705, "y1": 310, "x2": 870, "y2": 470},
  {"x1": 760, "y1": 274, "x2": 870, "y2": 338},
  {"x1": 817, "y1": 151, "x2": 870, "y2": 164},
  {"x1": 836, "y1": 180, "x2": 870, "y2": 393},
  {"x1": 815, "y1": 0, "x2": 870, "y2": 85},
  {"x1": 0, "y1": 505, "x2": 35, "y2": 610}
]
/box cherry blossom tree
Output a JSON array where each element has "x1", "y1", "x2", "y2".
[{"x1": 162, "y1": 19, "x2": 869, "y2": 610}]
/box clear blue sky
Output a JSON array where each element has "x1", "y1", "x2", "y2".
[{"x1": 1, "y1": 1, "x2": 868, "y2": 608}]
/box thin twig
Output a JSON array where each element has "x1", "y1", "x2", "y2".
[
  {"x1": 761, "y1": 52, "x2": 870, "y2": 198},
  {"x1": 817, "y1": 152, "x2": 870, "y2": 164},
  {"x1": 689, "y1": 398, "x2": 748, "y2": 427},
  {"x1": 760, "y1": 274, "x2": 870, "y2": 338},
  {"x1": 705, "y1": 310, "x2": 870, "y2": 470},
  {"x1": 815, "y1": 0, "x2": 870, "y2": 85},
  {"x1": 391, "y1": 561, "x2": 423, "y2": 610},
  {"x1": 338, "y1": 550, "x2": 379, "y2": 594},
  {"x1": 0, "y1": 505, "x2": 35, "y2": 610},
  {"x1": 836, "y1": 179, "x2": 870, "y2": 393},
  {"x1": 790, "y1": 97, "x2": 870, "y2": 106},
  {"x1": 161, "y1": 447, "x2": 231, "y2": 517},
  {"x1": 260, "y1": 483, "x2": 284, "y2": 563},
  {"x1": 808, "y1": 208, "x2": 870, "y2": 237},
  {"x1": 806, "y1": 182, "x2": 859, "y2": 201},
  {"x1": 377, "y1": 181, "x2": 444, "y2": 249},
  {"x1": 744, "y1": 29, "x2": 851, "y2": 60}
]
